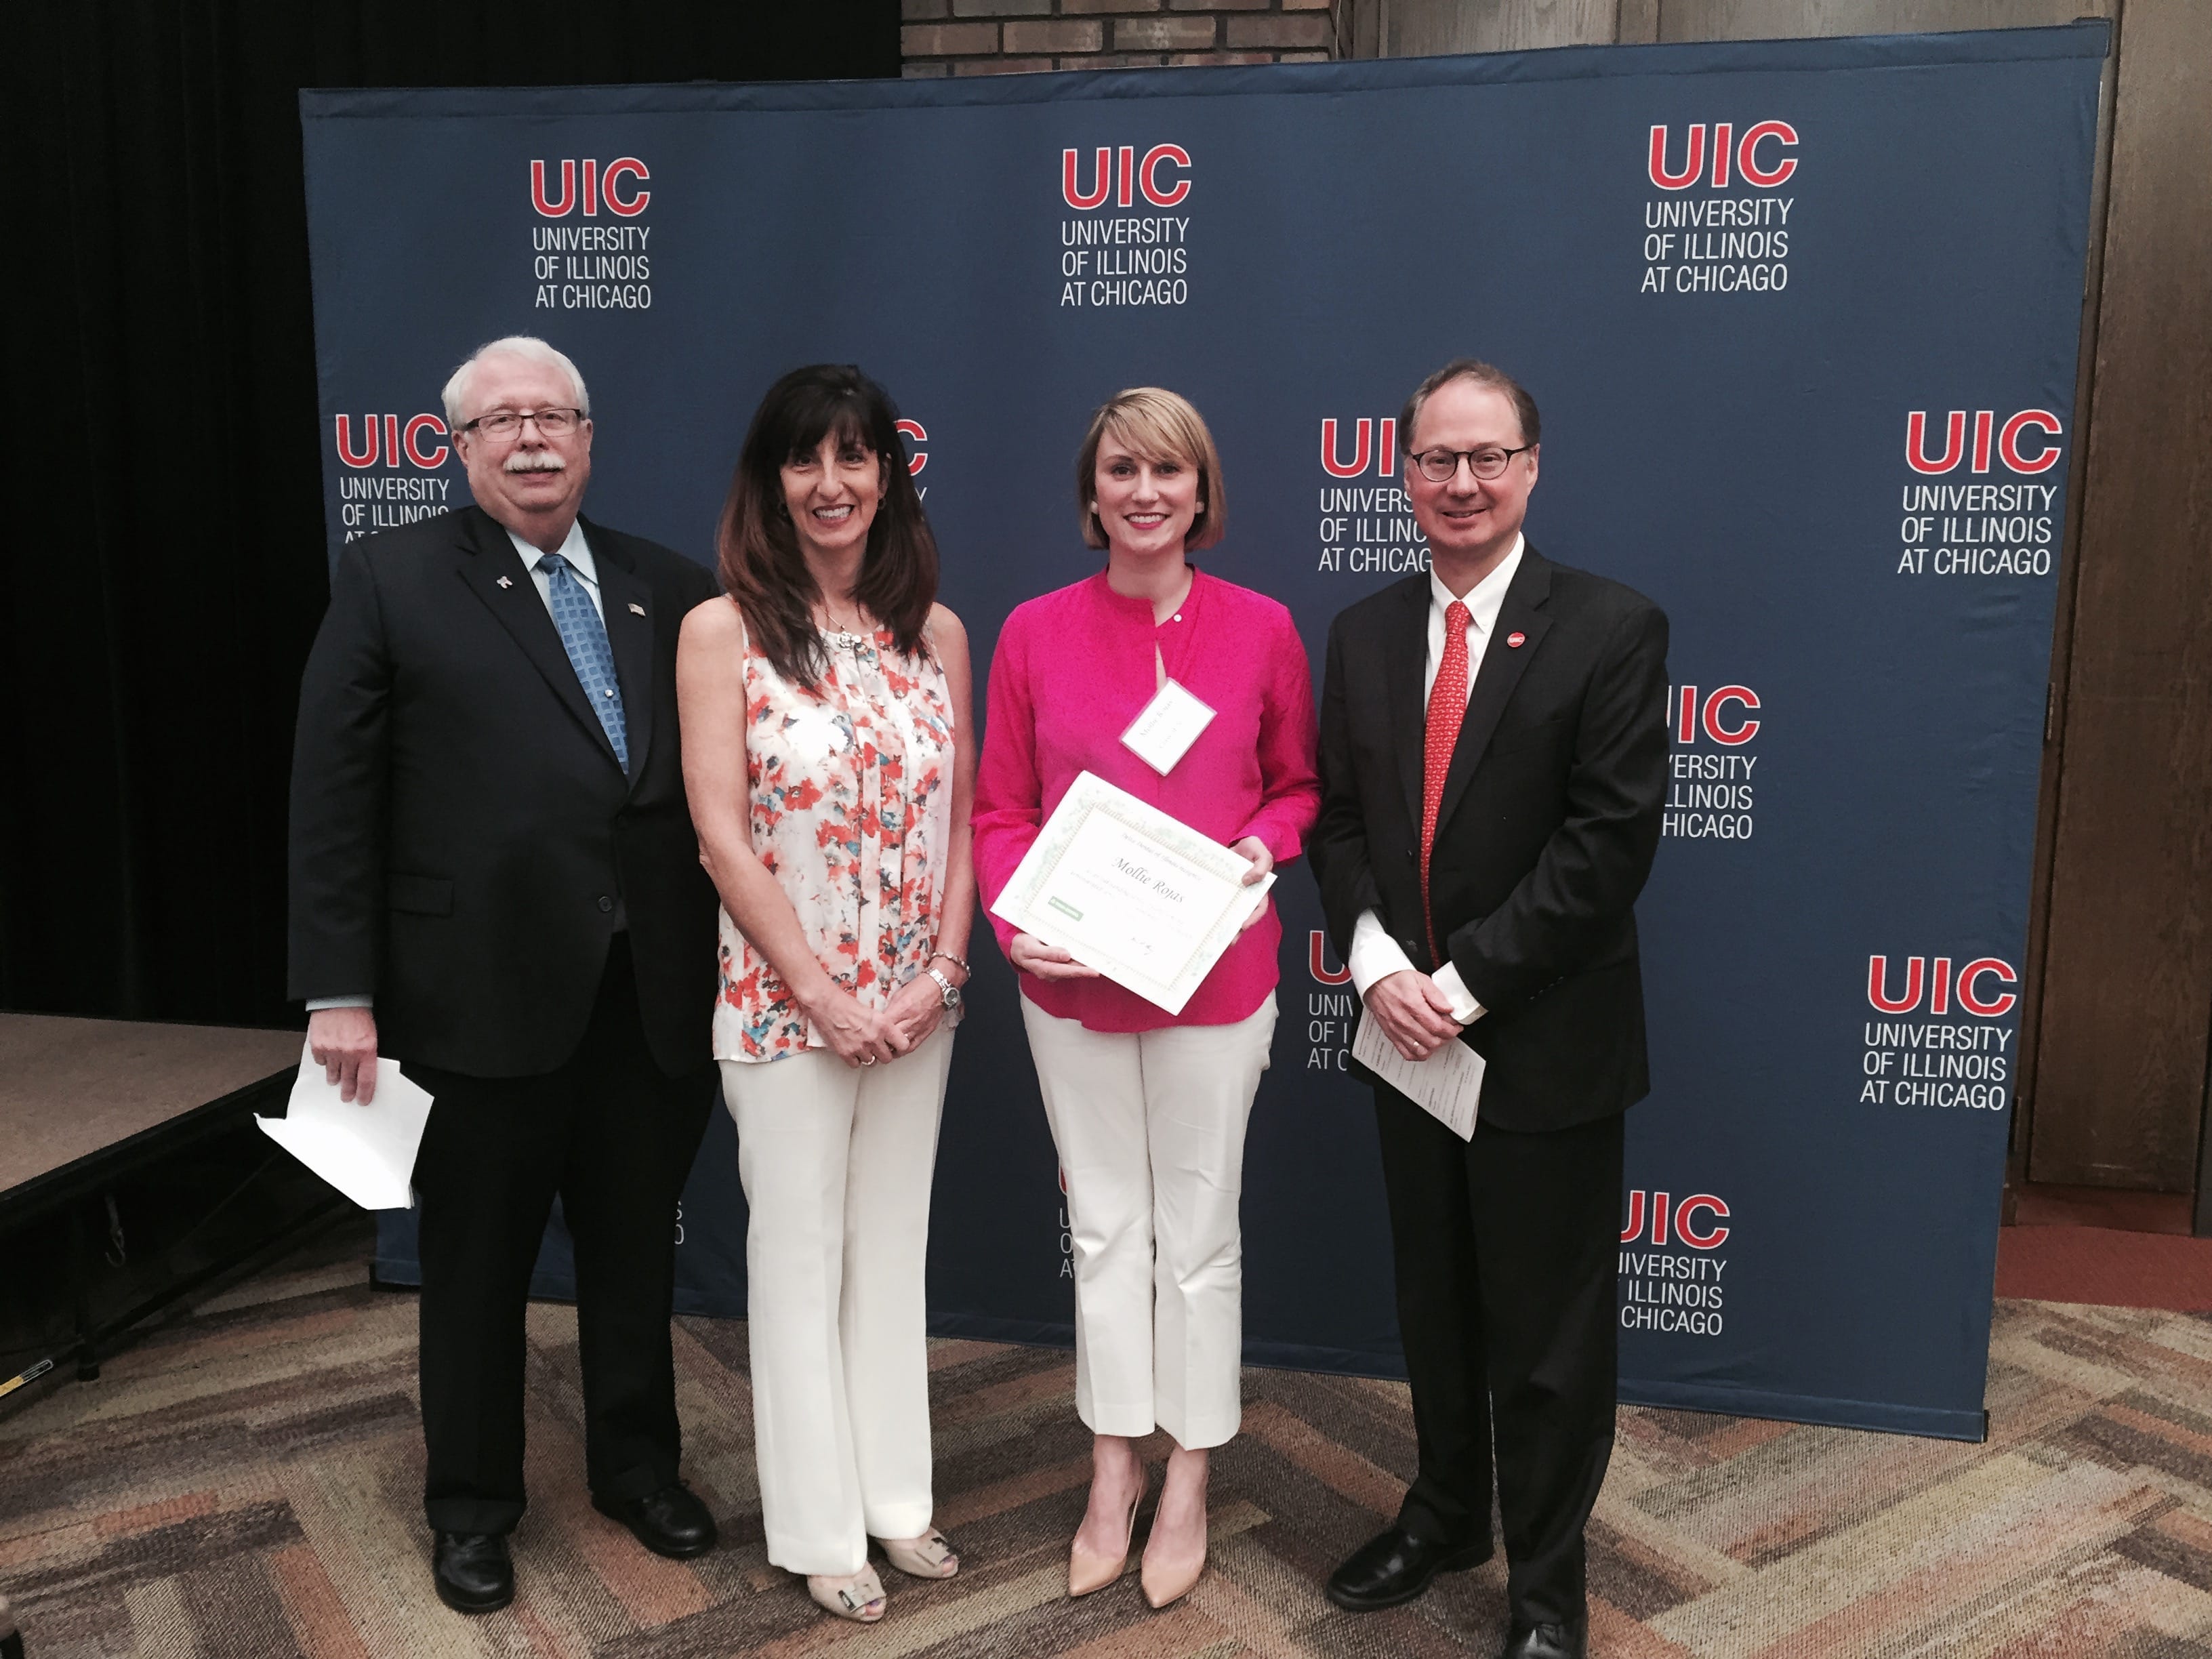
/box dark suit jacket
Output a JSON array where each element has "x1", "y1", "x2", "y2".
[
  {"x1": 1312, "y1": 547, "x2": 1669, "y2": 1131},
  {"x1": 287, "y1": 504, "x2": 722, "y2": 1079}
]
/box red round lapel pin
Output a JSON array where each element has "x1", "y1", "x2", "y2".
[{"x1": 1507, "y1": 631, "x2": 1527, "y2": 648}]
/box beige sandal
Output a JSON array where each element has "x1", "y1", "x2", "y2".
[
  {"x1": 806, "y1": 1565, "x2": 886, "y2": 1622},
  {"x1": 878, "y1": 1529, "x2": 960, "y2": 1579}
]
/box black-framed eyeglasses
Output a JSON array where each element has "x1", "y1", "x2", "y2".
[
  {"x1": 459, "y1": 407, "x2": 584, "y2": 440},
  {"x1": 1410, "y1": 443, "x2": 1533, "y2": 483}
]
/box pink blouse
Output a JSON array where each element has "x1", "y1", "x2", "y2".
[{"x1": 974, "y1": 569, "x2": 1321, "y2": 1032}]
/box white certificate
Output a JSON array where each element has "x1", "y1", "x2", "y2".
[
  {"x1": 1352, "y1": 1008, "x2": 1484, "y2": 1141},
  {"x1": 991, "y1": 771, "x2": 1271, "y2": 1015},
  {"x1": 1120, "y1": 678, "x2": 1216, "y2": 775}
]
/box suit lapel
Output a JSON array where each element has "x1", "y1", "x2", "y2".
[
  {"x1": 1383, "y1": 575, "x2": 1430, "y2": 832},
  {"x1": 1434, "y1": 549, "x2": 1554, "y2": 836},
  {"x1": 586, "y1": 518, "x2": 655, "y2": 787},
  {"x1": 451, "y1": 507, "x2": 623, "y2": 771}
]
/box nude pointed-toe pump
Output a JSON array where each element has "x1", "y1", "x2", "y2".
[{"x1": 1068, "y1": 1473, "x2": 1147, "y2": 1597}]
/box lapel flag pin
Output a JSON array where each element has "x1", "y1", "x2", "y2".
[
  {"x1": 628, "y1": 602, "x2": 647, "y2": 616},
  {"x1": 1507, "y1": 631, "x2": 1526, "y2": 648},
  {"x1": 495, "y1": 575, "x2": 514, "y2": 589}
]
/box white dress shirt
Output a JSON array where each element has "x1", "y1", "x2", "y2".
[
  {"x1": 306, "y1": 517, "x2": 603, "y2": 1014},
  {"x1": 1345, "y1": 535, "x2": 1526, "y2": 1023},
  {"x1": 508, "y1": 518, "x2": 605, "y2": 623}
]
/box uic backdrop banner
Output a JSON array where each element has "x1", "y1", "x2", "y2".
[{"x1": 304, "y1": 24, "x2": 2106, "y2": 1440}]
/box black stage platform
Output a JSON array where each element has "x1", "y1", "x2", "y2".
[{"x1": 0, "y1": 1015, "x2": 337, "y2": 1402}]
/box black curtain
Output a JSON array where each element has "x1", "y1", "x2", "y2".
[{"x1": 1, "y1": 2, "x2": 899, "y2": 1026}]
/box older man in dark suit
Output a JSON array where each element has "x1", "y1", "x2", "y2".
[
  {"x1": 1311, "y1": 361, "x2": 1669, "y2": 1659},
  {"x1": 289, "y1": 336, "x2": 721, "y2": 1614}
]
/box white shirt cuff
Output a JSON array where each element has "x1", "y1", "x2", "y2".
[
  {"x1": 1431, "y1": 963, "x2": 1485, "y2": 1024},
  {"x1": 1347, "y1": 909, "x2": 1416, "y2": 996},
  {"x1": 305, "y1": 995, "x2": 374, "y2": 1011}
]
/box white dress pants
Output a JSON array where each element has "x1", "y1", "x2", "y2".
[
  {"x1": 1021, "y1": 994, "x2": 1277, "y2": 1450},
  {"x1": 720, "y1": 1025, "x2": 954, "y2": 1575}
]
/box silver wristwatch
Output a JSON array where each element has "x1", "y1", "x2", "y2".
[{"x1": 924, "y1": 966, "x2": 962, "y2": 1011}]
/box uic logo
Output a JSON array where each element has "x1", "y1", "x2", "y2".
[
  {"x1": 1670, "y1": 684, "x2": 1759, "y2": 745},
  {"x1": 1867, "y1": 955, "x2": 2018, "y2": 1017},
  {"x1": 1062, "y1": 144, "x2": 1191, "y2": 209},
  {"x1": 531, "y1": 158, "x2": 650, "y2": 218},
  {"x1": 1309, "y1": 930, "x2": 1351, "y2": 987},
  {"x1": 1320, "y1": 418, "x2": 1398, "y2": 478},
  {"x1": 1906, "y1": 410, "x2": 2062, "y2": 475},
  {"x1": 335, "y1": 413, "x2": 449, "y2": 470},
  {"x1": 1621, "y1": 1191, "x2": 1729, "y2": 1248},
  {"x1": 896, "y1": 418, "x2": 928, "y2": 477},
  {"x1": 1648, "y1": 121, "x2": 1798, "y2": 190}
]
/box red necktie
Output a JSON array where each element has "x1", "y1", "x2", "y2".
[{"x1": 1420, "y1": 600, "x2": 1473, "y2": 962}]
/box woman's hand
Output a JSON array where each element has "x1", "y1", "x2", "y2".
[
  {"x1": 1010, "y1": 933, "x2": 1102, "y2": 981},
  {"x1": 1229, "y1": 836, "x2": 1274, "y2": 934},
  {"x1": 883, "y1": 972, "x2": 948, "y2": 1050},
  {"x1": 800, "y1": 984, "x2": 907, "y2": 1068}
]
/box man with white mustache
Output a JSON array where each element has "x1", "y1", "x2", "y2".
[{"x1": 289, "y1": 336, "x2": 723, "y2": 1614}]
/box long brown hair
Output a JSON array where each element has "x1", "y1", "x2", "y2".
[{"x1": 716, "y1": 364, "x2": 938, "y2": 687}]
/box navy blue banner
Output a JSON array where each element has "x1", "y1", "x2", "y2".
[{"x1": 306, "y1": 24, "x2": 2106, "y2": 1439}]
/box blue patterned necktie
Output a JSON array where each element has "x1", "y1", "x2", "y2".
[{"x1": 538, "y1": 552, "x2": 629, "y2": 769}]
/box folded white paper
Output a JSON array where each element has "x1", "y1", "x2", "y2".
[
  {"x1": 1352, "y1": 1008, "x2": 1484, "y2": 1141},
  {"x1": 257, "y1": 1042, "x2": 434, "y2": 1210}
]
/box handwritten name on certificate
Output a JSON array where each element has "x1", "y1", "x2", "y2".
[
  {"x1": 1352, "y1": 1008, "x2": 1484, "y2": 1141},
  {"x1": 990, "y1": 771, "x2": 1271, "y2": 1015}
]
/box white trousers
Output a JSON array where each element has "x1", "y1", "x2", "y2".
[
  {"x1": 720, "y1": 1025, "x2": 953, "y2": 1575},
  {"x1": 1021, "y1": 994, "x2": 1277, "y2": 1450}
]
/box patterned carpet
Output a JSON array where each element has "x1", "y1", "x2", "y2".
[{"x1": 7, "y1": 1218, "x2": 2212, "y2": 1656}]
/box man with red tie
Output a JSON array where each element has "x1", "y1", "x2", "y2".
[{"x1": 1311, "y1": 361, "x2": 1669, "y2": 1659}]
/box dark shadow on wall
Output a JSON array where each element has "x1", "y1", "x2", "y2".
[{"x1": 0, "y1": 1, "x2": 899, "y2": 1026}]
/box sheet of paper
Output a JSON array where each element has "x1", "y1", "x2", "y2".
[
  {"x1": 1120, "y1": 678, "x2": 1217, "y2": 775},
  {"x1": 991, "y1": 771, "x2": 1271, "y2": 1015},
  {"x1": 1352, "y1": 1006, "x2": 1483, "y2": 1141},
  {"x1": 256, "y1": 1042, "x2": 435, "y2": 1210}
]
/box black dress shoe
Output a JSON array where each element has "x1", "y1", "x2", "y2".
[
  {"x1": 1500, "y1": 1616, "x2": 1588, "y2": 1659},
  {"x1": 432, "y1": 1530, "x2": 514, "y2": 1614},
  {"x1": 593, "y1": 1481, "x2": 718, "y2": 1559},
  {"x1": 1325, "y1": 1524, "x2": 1492, "y2": 1611}
]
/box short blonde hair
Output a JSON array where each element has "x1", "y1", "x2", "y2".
[{"x1": 1076, "y1": 387, "x2": 1227, "y2": 552}]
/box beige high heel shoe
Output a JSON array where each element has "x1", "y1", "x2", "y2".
[
  {"x1": 877, "y1": 1529, "x2": 960, "y2": 1579},
  {"x1": 1140, "y1": 1466, "x2": 1208, "y2": 1610},
  {"x1": 1068, "y1": 1471, "x2": 1147, "y2": 1597},
  {"x1": 1140, "y1": 1523, "x2": 1206, "y2": 1611},
  {"x1": 806, "y1": 1565, "x2": 886, "y2": 1622}
]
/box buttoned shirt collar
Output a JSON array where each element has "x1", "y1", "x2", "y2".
[
  {"x1": 505, "y1": 518, "x2": 601, "y2": 621},
  {"x1": 1424, "y1": 534, "x2": 1524, "y2": 700}
]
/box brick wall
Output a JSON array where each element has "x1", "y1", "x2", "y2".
[{"x1": 902, "y1": 1, "x2": 1338, "y2": 76}]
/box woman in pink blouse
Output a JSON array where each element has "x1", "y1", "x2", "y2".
[
  {"x1": 973, "y1": 388, "x2": 1320, "y2": 1612},
  {"x1": 679, "y1": 365, "x2": 975, "y2": 1626}
]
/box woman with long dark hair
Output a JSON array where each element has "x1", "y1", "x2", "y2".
[{"x1": 677, "y1": 365, "x2": 975, "y2": 1624}]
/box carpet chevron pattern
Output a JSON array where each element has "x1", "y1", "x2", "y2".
[{"x1": 6, "y1": 1218, "x2": 2212, "y2": 1657}]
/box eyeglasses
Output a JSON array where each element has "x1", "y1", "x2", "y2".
[
  {"x1": 460, "y1": 407, "x2": 584, "y2": 440},
  {"x1": 1410, "y1": 443, "x2": 1533, "y2": 483}
]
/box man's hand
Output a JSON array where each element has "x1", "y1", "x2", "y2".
[
  {"x1": 1010, "y1": 933, "x2": 1102, "y2": 981},
  {"x1": 1364, "y1": 969, "x2": 1464, "y2": 1062},
  {"x1": 308, "y1": 1006, "x2": 380, "y2": 1105},
  {"x1": 1229, "y1": 836, "x2": 1274, "y2": 934}
]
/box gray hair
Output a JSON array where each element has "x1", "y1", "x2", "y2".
[{"x1": 441, "y1": 335, "x2": 592, "y2": 430}]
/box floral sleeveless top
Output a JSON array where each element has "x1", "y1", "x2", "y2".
[{"x1": 715, "y1": 618, "x2": 959, "y2": 1063}]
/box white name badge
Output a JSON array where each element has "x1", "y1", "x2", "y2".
[{"x1": 1120, "y1": 679, "x2": 1216, "y2": 775}]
